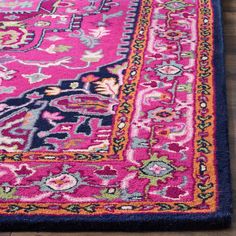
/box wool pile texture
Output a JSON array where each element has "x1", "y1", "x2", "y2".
[{"x1": 0, "y1": 0, "x2": 232, "y2": 231}]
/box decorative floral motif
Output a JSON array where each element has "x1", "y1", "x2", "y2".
[
  {"x1": 154, "y1": 61, "x2": 183, "y2": 80},
  {"x1": 81, "y1": 50, "x2": 104, "y2": 63},
  {"x1": 162, "y1": 0, "x2": 191, "y2": 12},
  {"x1": 130, "y1": 154, "x2": 185, "y2": 185},
  {"x1": 148, "y1": 107, "x2": 181, "y2": 122},
  {"x1": 35, "y1": 165, "x2": 85, "y2": 193},
  {"x1": 159, "y1": 29, "x2": 187, "y2": 41}
]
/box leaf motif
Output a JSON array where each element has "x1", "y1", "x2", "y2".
[
  {"x1": 198, "y1": 192, "x2": 214, "y2": 200},
  {"x1": 83, "y1": 204, "x2": 99, "y2": 213},
  {"x1": 94, "y1": 77, "x2": 119, "y2": 97},
  {"x1": 197, "y1": 183, "x2": 213, "y2": 192},
  {"x1": 12, "y1": 154, "x2": 23, "y2": 161},
  {"x1": 113, "y1": 144, "x2": 124, "y2": 153},
  {"x1": 113, "y1": 137, "x2": 125, "y2": 144},
  {"x1": 175, "y1": 203, "x2": 192, "y2": 211},
  {"x1": 90, "y1": 154, "x2": 104, "y2": 160},
  {"x1": 0, "y1": 154, "x2": 6, "y2": 161},
  {"x1": 24, "y1": 204, "x2": 39, "y2": 212},
  {"x1": 156, "y1": 203, "x2": 172, "y2": 211},
  {"x1": 66, "y1": 204, "x2": 80, "y2": 213},
  {"x1": 74, "y1": 154, "x2": 88, "y2": 160},
  {"x1": 7, "y1": 205, "x2": 22, "y2": 213}
]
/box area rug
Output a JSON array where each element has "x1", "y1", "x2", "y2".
[{"x1": 0, "y1": 0, "x2": 232, "y2": 231}]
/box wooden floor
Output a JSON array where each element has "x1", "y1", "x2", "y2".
[{"x1": 1, "y1": 1, "x2": 235, "y2": 235}]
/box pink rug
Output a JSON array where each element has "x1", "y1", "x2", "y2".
[{"x1": 0, "y1": 0, "x2": 231, "y2": 231}]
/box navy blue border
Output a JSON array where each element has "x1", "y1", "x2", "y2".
[{"x1": 0, "y1": 0, "x2": 232, "y2": 231}]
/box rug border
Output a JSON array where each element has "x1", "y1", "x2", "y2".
[{"x1": 0, "y1": 0, "x2": 232, "y2": 231}]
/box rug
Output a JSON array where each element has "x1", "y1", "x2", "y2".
[{"x1": 0, "y1": 0, "x2": 232, "y2": 231}]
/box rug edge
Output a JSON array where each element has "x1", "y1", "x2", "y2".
[
  {"x1": 0, "y1": 0, "x2": 232, "y2": 231},
  {"x1": 212, "y1": 0, "x2": 233, "y2": 225}
]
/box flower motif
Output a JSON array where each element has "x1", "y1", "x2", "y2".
[
  {"x1": 158, "y1": 65, "x2": 180, "y2": 74},
  {"x1": 45, "y1": 174, "x2": 78, "y2": 191},
  {"x1": 148, "y1": 107, "x2": 181, "y2": 122},
  {"x1": 81, "y1": 50, "x2": 103, "y2": 62},
  {"x1": 155, "y1": 61, "x2": 183, "y2": 81},
  {"x1": 159, "y1": 29, "x2": 187, "y2": 41},
  {"x1": 70, "y1": 82, "x2": 79, "y2": 89},
  {"x1": 26, "y1": 92, "x2": 43, "y2": 100},
  {"x1": 129, "y1": 154, "x2": 185, "y2": 187},
  {"x1": 35, "y1": 165, "x2": 85, "y2": 193},
  {"x1": 140, "y1": 161, "x2": 174, "y2": 178},
  {"x1": 163, "y1": 1, "x2": 190, "y2": 12}
]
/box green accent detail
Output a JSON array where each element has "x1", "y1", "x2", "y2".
[{"x1": 0, "y1": 187, "x2": 18, "y2": 200}]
